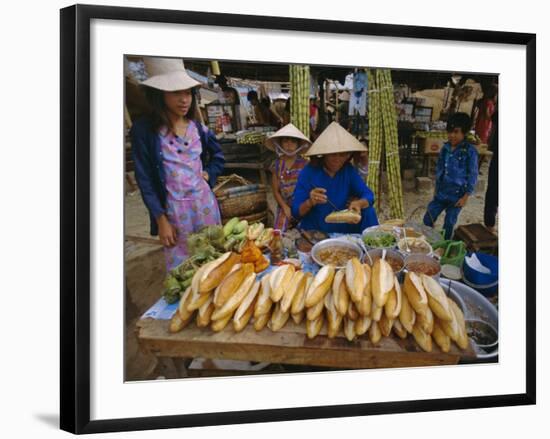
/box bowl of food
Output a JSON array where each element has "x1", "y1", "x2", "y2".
[
  {"x1": 465, "y1": 319, "x2": 498, "y2": 350},
  {"x1": 398, "y1": 237, "x2": 433, "y2": 256},
  {"x1": 311, "y1": 238, "x2": 363, "y2": 269},
  {"x1": 395, "y1": 226, "x2": 425, "y2": 240},
  {"x1": 362, "y1": 229, "x2": 398, "y2": 250},
  {"x1": 364, "y1": 249, "x2": 405, "y2": 276},
  {"x1": 404, "y1": 253, "x2": 441, "y2": 278}
]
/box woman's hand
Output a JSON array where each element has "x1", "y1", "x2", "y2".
[
  {"x1": 349, "y1": 199, "x2": 369, "y2": 213},
  {"x1": 309, "y1": 188, "x2": 328, "y2": 206},
  {"x1": 202, "y1": 171, "x2": 209, "y2": 182},
  {"x1": 157, "y1": 215, "x2": 177, "y2": 247}
]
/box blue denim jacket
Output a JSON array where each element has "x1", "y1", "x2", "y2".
[
  {"x1": 130, "y1": 117, "x2": 225, "y2": 236},
  {"x1": 435, "y1": 141, "x2": 479, "y2": 200}
]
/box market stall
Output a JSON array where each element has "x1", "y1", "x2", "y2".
[{"x1": 136, "y1": 219, "x2": 497, "y2": 377}]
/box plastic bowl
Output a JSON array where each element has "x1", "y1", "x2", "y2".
[{"x1": 462, "y1": 253, "x2": 498, "y2": 297}]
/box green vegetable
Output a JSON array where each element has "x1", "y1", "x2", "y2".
[
  {"x1": 223, "y1": 217, "x2": 240, "y2": 237},
  {"x1": 232, "y1": 230, "x2": 247, "y2": 241},
  {"x1": 233, "y1": 220, "x2": 248, "y2": 235},
  {"x1": 363, "y1": 232, "x2": 397, "y2": 248},
  {"x1": 162, "y1": 274, "x2": 182, "y2": 304}
]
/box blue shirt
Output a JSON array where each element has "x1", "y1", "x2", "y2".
[
  {"x1": 291, "y1": 163, "x2": 378, "y2": 233},
  {"x1": 435, "y1": 141, "x2": 479, "y2": 198}
]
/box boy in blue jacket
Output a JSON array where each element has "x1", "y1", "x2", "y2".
[{"x1": 423, "y1": 112, "x2": 479, "y2": 240}]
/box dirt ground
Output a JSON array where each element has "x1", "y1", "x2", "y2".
[{"x1": 124, "y1": 158, "x2": 495, "y2": 380}]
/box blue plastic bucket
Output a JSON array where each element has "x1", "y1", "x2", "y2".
[{"x1": 462, "y1": 252, "x2": 498, "y2": 297}]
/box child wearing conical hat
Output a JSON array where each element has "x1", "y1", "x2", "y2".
[{"x1": 265, "y1": 124, "x2": 312, "y2": 231}]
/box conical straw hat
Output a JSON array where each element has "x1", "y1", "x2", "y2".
[
  {"x1": 305, "y1": 122, "x2": 367, "y2": 156},
  {"x1": 141, "y1": 57, "x2": 201, "y2": 91},
  {"x1": 265, "y1": 123, "x2": 312, "y2": 152}
]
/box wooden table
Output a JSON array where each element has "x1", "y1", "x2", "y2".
[{"x1": 137, "y1": 318, "x2": 476, "y2": 377}]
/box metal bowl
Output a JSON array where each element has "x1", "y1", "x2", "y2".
[
  {"x1": 361, "y1": 227, "x2": 399, "y2": 250},
  {"x1": 364, "y1": 249, "x2": 405, "y2": 275},
  {"x1": 398, "y1": 237, "x2": 433, "y2": 256},
  {"x1": 311, "y1": 238, "x2": 364, "y2": 269},
  {"x1": 439, "y1": 279, "x2": 498, "y2": 362},
  {"x1": 404, "y1": 253, "x2": 441, "y2": 279}
]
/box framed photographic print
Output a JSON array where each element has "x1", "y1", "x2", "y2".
[{"x1": 60, "y1": 4, "x2": 536, "y2": 434}]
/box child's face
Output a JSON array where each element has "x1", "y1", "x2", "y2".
[
  {"x1": 280, "y1": 137, "x2": 299, "y2": 155},
  {"x1": 447, "y1": 127, "x2": 465, "y2": 146},
  {"x1": 164, "y1": 89, "x2": 193, "y2": 117}
]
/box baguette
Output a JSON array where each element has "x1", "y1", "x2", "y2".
[
  {"x1": 345, "y1": 257, "x2": 367, "y2": 303},
  {"x1": 178, "y1": 287, "x2": 194, "y2": 322},
  {"x1": 345, "y1": 317, "x2": 357, "y2": 341},
  {"x1": 432, "y1": 320, "x2": 451, "y2": 353},
  {"x1": 412, "y1": 321, "x2": 433, "y2": 352},
  {"x1": 306, "y1": 313, "x2": 324, "y2": 339},
  {"x1": 347, "y1": 301, "x2": 359, "y2": 321},
  {"x1": 254, "y1": 272, "x2": 273, "y2": 317},
  {"x1": 305, "y1": 265, "x2": 335, "y2": 307},
  {"x1": 416, "y1": 306, "x2": 434, "y2": 334},
  {"x1": 196, "y1": 297, "x2": 215, "y2": 328},
  {"x1": 306, "y1": 298, "x2": 325, "y2": 321},
  {"x1": 199, "y1": 252, "x2": 241, "y2": 293},
  {"x1": 281, "y1": 271, "x2": 306, "y2": 313},
  {"x1": 211, "y1": 272, "x2": 256, "y2": 321},
  {"x1": 191, "y1": 262, "x2": 213, "y2": 297},
  {"x1": 332, "y1": 269, "x2": 350, "y2": 315},
  {"x1": 291, "y1": 272, "x2": 313, "y2": 314},
  {"x1": 187, "y1": 290, "x2": 212, "y2": 312},
  {"x1": 169, "y1": 311, "x2": 186, "y2": 333},
  {"x1": 399, "y1": 290, "x2": 416, "y2": 333},
  {"x1": 421, "y1": 274, "x2": 453, "y2": 322},
  {"x1": 370, "y1": 301, "x2": 383, "y2": 322},
  {"x1": 253, "y1": 310, "x2": 271, "y2": 331},
  {"x1": 379, "y1": 313, "x2": 394, "y2": 337},
  {"x1": 269, "y1": 264, "x2": 295, "y2": 302},
  {"x1": 211, "y1": 312, "x2": 232, "y2": 332},
  {"x1": 325, "y1": 293, "x2": 343, "y2": 338},
  {"x1": 449, "y1": 300, "x2": 469, "y2": 349},
  {"x1": 355, "y1": 315, "x2": 372, "y2": 336},
  {"x1": 233, "y1": 297, "x2": 256, "y2": 332},
  {"x1": 384, "y1": 276, "x2": 402, "y2": 319},
  {"x1": 392, "y1": 319, "x2": 408, "y2": 339},
  {"x1": 369, "y1": 320, "x2": 382, "y2": 344},
  {"x1": 234, "y1": 280, "x2": 260, "y2": 321},
  {"x1": 291, "y1": 310, "x2": 305, "y2": 325},
  {"x1": 325, "y1": 209, "x2": 361, "y2": 224},
  {"x1": 372, "y1": 258, "x2": 394, "y2": 307},
  {"x1": 357, "y1": 275, "x2": 372, "y2": 317},
  {"x1": 214, "y1": 263, "x2": 253, "y2": 307},
  {"x1": 403, "y1": 272, "x2": 429, "y2": 316},
  {"x1": 270, "y1": 303, "x2": 290, "y2": 332}
]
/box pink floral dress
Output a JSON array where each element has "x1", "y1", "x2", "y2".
[{"x1": 160, "y1": 123, "x2": 221, "y2": 270}]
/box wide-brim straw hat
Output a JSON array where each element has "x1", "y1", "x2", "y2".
[
  {"x1": 305, "y1": 122, "x2": 367, "y2": 156},
  {"x1": 265, "y1": 123, "x2": 312, "y2": 152},
  {"x1": 140, "y1": 57, "x2": 201, "y2": 91}
]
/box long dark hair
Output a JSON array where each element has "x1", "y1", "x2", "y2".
[{"x1": 142, "y1": 86, "x2": 200, "y2": 133}]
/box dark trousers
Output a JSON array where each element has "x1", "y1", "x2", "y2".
[
  {"x1": 484, "y1": 155, "x2": 498, "y2": 228},
  {"x1": 423, "y1": 195, "x2": 462, "y2": 240}
]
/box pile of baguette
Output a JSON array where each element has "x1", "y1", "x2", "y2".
[{"x1": 169, "y1": 252, "x2": 469, "y2": 353}]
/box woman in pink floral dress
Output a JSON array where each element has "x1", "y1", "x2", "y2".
[{"x1": 131, "y1": 57, "x2": 225, "y2": 270}]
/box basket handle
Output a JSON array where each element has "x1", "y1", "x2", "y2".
[
  {"x1": 213, "y1": 173, "x2": 252, "y2": 193},
  {"x1": 444, "y1": 241, "x2": 465, "y2": 258}
]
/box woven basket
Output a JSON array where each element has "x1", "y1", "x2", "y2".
[
  {"x1": 221, "y1": 210, "x2": 267, "y2": 225},
  {"x1": 214, "y1": 174, "x2": 267, "y2": 220}
]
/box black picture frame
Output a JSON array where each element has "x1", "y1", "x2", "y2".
[{"x1": 60, "y1": 4, "x2": 536, "y2": 434}]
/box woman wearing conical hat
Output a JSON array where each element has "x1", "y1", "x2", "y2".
[
  {"x1": 290, "y1": 122, "x2": 379, "y2": 233},
  {"x1": 130, "y1": 57, "x2": 225, "y2": 271},
  {"x1": 265, "y1": 124, "x2": 311, "y2": 231}
]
